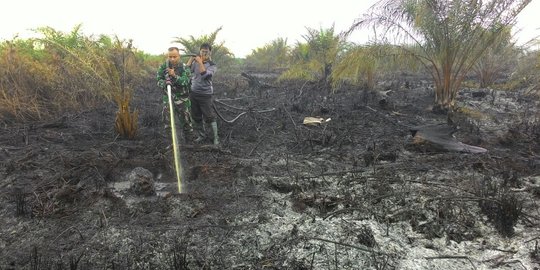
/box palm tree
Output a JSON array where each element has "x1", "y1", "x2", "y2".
[
  {"x1": 38, "y1": 27, "x2": 139, "y2": 138},
  {"x1": 245, "y1": 38, "x2": 289, "y2": 72},
  {"x1": 348, "y1": 0, "x2": 531, "y2": 111},
  {"x1": 280, "y1": 26, "x2": 346, "y2": 87},
  {"x1": 473, "y1": 26, "x2": 518, "y2": 88},
  {"x1": 172, "y1": 26, "x2": 235, "y2": 69}
]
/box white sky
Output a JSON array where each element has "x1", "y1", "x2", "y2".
[{"x1": 1, "y1": 0, "x2": 538, "y2": 57}]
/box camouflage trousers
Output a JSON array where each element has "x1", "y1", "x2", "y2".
[{"x1": 162, "y1": 94, "x2": 193, "y2": 133}]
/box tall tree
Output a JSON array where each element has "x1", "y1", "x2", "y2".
[{"x1": 348, "y1": 0, "x2": 531, "y2": 111}]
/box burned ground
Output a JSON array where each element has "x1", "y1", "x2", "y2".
[{"x1": 1, "y1": 73, "x2": 539, "y2": 269}]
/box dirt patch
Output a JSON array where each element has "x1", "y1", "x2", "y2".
[{"x1": 1, "y1": 75, "x2": 539, "y2": 269}]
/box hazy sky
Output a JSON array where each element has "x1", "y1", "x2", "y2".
[{"x1": 1, "y1": 0, "x2": 538, "y2": 57}]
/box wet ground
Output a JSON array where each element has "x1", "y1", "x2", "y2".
[{"x1": 0, "y1": 73, "x2": 539, "y2": 269}]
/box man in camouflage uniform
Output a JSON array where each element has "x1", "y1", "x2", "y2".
[{"x1": 156, "y1": 47, "x2": 193, "y2": 139}]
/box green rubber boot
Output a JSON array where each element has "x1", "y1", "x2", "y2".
[{"x1": 210, "y1": 121, "x2": 219, "y2": 145}]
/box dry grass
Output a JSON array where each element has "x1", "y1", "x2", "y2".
[
  {"x1": 0, "y1": 28, "x2": 146, "y2": 139},
  {"x1": 0, "y1": 38, "x2": 105, "y2": 122},
  {"x1": 456, "y1": 107, "x2": 489, "y2": 120},
  {"x1": 114, "y1": 91, "x2": 138, "y2": 139}
]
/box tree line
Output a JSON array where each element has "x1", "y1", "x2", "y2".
[{"x1": 1, "y1": 0, "x2": 537, "y2": 135}]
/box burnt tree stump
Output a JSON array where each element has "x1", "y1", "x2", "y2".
[
  {"x1": 241, "y1": 72, "x2": 263, "y2": 89},
  {"x1": 241, "y1": 72, "x2": 276, "y2": 97},
  {"x1": 408, "y1": 124, "x2": 487, "y2": 153}
]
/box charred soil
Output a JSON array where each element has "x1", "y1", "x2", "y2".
[{"x1": 1, "y1": 74, "x2": 539, "y2": 269}]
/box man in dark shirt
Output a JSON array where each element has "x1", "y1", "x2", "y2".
[{"x1": 186, "y1": 43, "x2": 219, "y2": 145}]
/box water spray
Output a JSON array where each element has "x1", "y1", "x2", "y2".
[{"x1": 166, "y1": 81, "x2": 183, "y2": 193}]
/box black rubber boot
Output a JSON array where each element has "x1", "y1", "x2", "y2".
[{"x1": 193, "y1": 121, "x2": 206, "y2": 143}]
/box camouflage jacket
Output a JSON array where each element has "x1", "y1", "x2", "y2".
[{"x1": 156, "y1": 60, "x2": 191, "y2": 97}]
